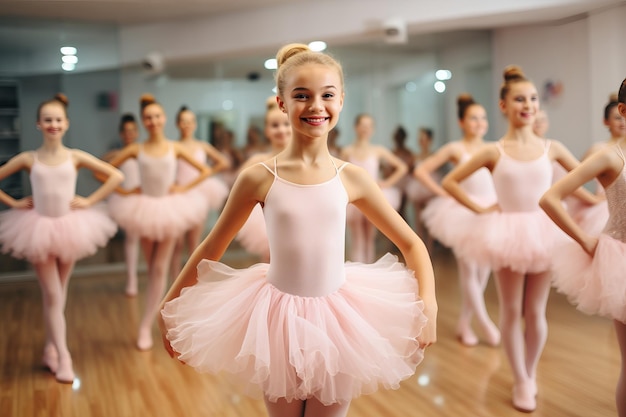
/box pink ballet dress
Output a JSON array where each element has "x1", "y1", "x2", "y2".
[
  {"x1": 405, "y1": 160, "x2": 440, "y2": 205},
  {"x1": 176, "y1": 147, "x2": 229, "y2": 215},
  {"x1": 108, "y1": 144, "x2": 205, "y2": 241},
  {"x1": 458, "y1": 141, "x2": 568, "y2": 273},
  {"x1": 552, "y1": 145, "x2": 626, "y2": 321},
  {"x1": 0, "y1": 152, "x2": 117, "y2": 264},
  {"x1": 162, "y1": 159, "x2": 428, "y2": 405},
  {"x1": 575, "y1": 179, "x2": 609, "y2": 236},
  {"x1": 235, "y1": 203, "x2": 270, "y2": 260},
  {"x1": 421, "y1": 150, "x2": 497, "y2": 255}
]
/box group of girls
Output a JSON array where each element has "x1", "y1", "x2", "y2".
[
  {"x1": 414, "y1": 69, "x2": 625, "y2": 414},
  {"x1": 0, "y1": 93, "x2": 230, "y2": 381},
  {"x1": 0, "y1": 41, "x2": 623, "y2": 417}
]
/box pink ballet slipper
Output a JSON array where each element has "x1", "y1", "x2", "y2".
[
  {"x1": 136, "y1": 328, "x2": 153, "y2": 351},
  {"x1": 42, "y1": 346, "x2": 59, "y2": 374},
  {"x1": 512, "y1": 381, "x2": 536, "y2": 413},
  {"x1": 480, "y1": 322, "x2": 501, "y2": 347},
  {"x1": 456, "y1": 327, "x2": 479, "y2": 347},
  {"x1": 55, "y1": 356, "x2": 75, "y2": 384},
  {"x1": 125, "y1": 283, "x2": 138, "y2": 297}
]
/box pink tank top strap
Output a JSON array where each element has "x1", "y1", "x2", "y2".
[{"x1": 259, "y1": 158, "x2": 278, "y2": 177}]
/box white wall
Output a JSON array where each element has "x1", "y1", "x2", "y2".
[{"x1": 492, "y1": 3, "x2": 626, "y2": 159}]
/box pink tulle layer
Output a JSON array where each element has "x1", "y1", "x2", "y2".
[
  {"x1": 421, "y1": 196, "x2": 481, "y2": 255},
  {"x1": 455, "y1": 210, "x2": 571, "y2": 274},
  {"x1": 162, "y1": 253, "x2": 427, "y2": 405},
  {"x1": 193, "y1": 176, "x2": 230, "y2": 211},
  {"x1": 235, "y1": 204, "x2": 270, "y2": 260},
  {"x1": 576, "y1": 200, "x2": 609, "y2": 236},
  {"x1": 552, "y1": 234, "x2": 626, "y2": 322},
  {"x1": 108, "y1": 192, "x2": 206, "y2": 241},
  {"x1": 0, "y1": 205, "x2": 117, "y2": 263}
]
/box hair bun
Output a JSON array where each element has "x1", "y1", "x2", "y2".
[
  {"x1": 54, "y1": 93, "x2": 69, "y2": 107},
  {"x1": 266, "y1": 96, "x2": 279, "y2": 110},
  {"x1": 609, "y1": 93, "x2": 619, "y2": 103},
  {"x1": 457, "y1": 93, "x2": 475, "y2": 107},
  {"x1": 276, "y1": 43, "x2": 310, "y2": 68},
  {"x1": 503, "y1": 65, "x2": 525, "y2": 82},
  {"x1": 140, "y1": 93, "x2": 157, "y2": 109},
  {"x1": 179, "y1": 105, "x2": 189, "y2": 112}
]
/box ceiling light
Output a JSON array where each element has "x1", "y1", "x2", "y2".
[
  {"x1": 434, "y1": 81, "x2": 446, "y2": 93},
  {"x1": 62, "y1": 62, "x2": 76, "y2": 71},
  {"x1": 435, "y1": 69, "x2": 452, "y2": 80},
  {"x1": 62, "y1": 55, "x2": 78, "y2": 64},
  {"x1": 264, "y1": 58, "x2": 277, "y2": 70},
  {"x1": 60, "y1": 46, "x2": 77, "y2": 55},
  {"x1": 308, "y1": 41, "x2": 327, "y2": 52}
]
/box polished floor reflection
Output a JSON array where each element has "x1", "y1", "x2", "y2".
[{"x1": 0, "y1": 245, "x2": 619, "y2": 417}]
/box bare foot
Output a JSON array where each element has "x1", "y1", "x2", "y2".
[
  {"x1": 125, "y1": 279, "x2": 138, "y2": 297},
  {"x1": 480, "y1": 322, "x2": 501, "y2": 347}
]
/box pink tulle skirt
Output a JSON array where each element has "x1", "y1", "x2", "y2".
[
  {"x1": 456, "y1": 210, "x2": 571, "y2": 274},
  {"x1": 108, "y1": 192, "x2": 206, "y2": 241},
  {"x1": 235, "y1": 204, "x2": 270, "y2": 260},
  {"x1": 405, "y1": 177, "x2": 435, "y2": 205},
  {"x1": 162, "y1": 253, "x2": 427, "y2": 405},
  {"x1": 552, "y1": 234, "x2": 626, "y2": 322},
  {"x1": 193, "y1": 176, "x2": 230, "y2": 211},
  {"x1": 576, "y1": 200, "x2": 609, "y2": 236},
  {"x1": 0, "y1": 205, "x2": 117, "y2": 264}
]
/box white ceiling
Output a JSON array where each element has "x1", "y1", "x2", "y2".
[{"x1": 0, "y1": 0, "x2": 624, "y2": 79}]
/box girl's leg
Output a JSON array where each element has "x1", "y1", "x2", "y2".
[
  {"x1": 522, "y1": 271, "x2": 552, "y2": 395},
  {"x1": 614, "y1": 320, "x2": 626, "y2": 417},
  {"x1": 494, "y1": 268, "x2": 535, "y2": 412},
  {"x1": 457, "y1": 259, "x2": 500, "y2": 346},
  {"x1": 304, "y1": 398, "x2": 351, "y2": 417},
  {"x1": 455, "y1": 256, "x2": 478, "y2": 346},
  {"x1": 34, "y1": 257, "x2": 74, "y2": 382},
  {"x1": 363, "y1": 219, "x2": 376, "y2": 263},
  {"x1": 124, "y1": 232, "x2": 140, "y2": 296},
  {"x1": 169, "y1": 234, "x2": 185, "y2": 284},
  {"x1": 264, "y1": 397, "x2": 305, "y2": 417},
  {"x1": 137, "y1": 237, "x2": 177, "y2": 351}
]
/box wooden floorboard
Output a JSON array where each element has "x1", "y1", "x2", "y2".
[{"x1": 0, "y1": 247, "x2": 619, "y2": 417}]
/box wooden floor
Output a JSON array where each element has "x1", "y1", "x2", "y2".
[{"x1": 0, "y1": 246, "x2": 619, "y2": 417}]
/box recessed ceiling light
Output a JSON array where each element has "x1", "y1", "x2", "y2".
[
  {"x1": 308, "y1": 41, "x2": 327, "y2": 52},
  {"x1": 60, "y1": 46, "x2": 77, "y2": 55}
]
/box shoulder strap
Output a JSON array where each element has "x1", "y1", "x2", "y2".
[
  {"x1": 259, "y1": 158, "x2": 277, "y2": 177},
  {"x1": 543, "y1": 139, "x2": 552, "y2": 153}
]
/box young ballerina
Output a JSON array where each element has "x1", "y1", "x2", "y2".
[
  {"x1": 107, "y1": 94, "x2": 211, "y2": 351},
  {"x1": 0, "y1": 93, "x2": 123, "y2": 382},
  {"x1": 235, "y1": 97, "x2": 292, "y2": 262},
  {"x1": 340, "y1": 113, "x2": 408, "y2": 263},
  {"x1": 574, "y1": 94, "x2": 626, "y2": 235},
  {"x1": 170, "y1": 105, "x2": 231, "y2": 278},
  {"x1": 103, "y1": 113, "x2": 142, "y2": 296},
  {"x1": 442, "y1": 67, "x2": 593, "y2": 412},
  {"x1": 415, "y1": 94, "x2": 500, "y2": 347},
  {"x1": 539, "y1": 78, "x2": 626, "y2": 417},
  {"x1": 404, "y1": 127, "x2": 439, "y2": 247},
  {"x1": 158, "y1": 43, "x2": 437, "y2": 417}
]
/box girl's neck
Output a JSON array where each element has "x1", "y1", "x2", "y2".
[
  {"x1": 355, "y1": 136, "x2": 370, "y2": 146},
  {"x1": 503, "y1": 125, "x2": 537, "y2": 144},
  {"x1": 285, "y1": 134, "x2": 329, "y2": 162},
  {"x1": 461, "y1": 134, "x2": 484, "y2": 146},
  {"x1": 146, "y1": 132, "x2": 167, "y2": 143},
  {"x1": 39, "y1": 140, "x2": 64, "y2": 153},
  {"x1": 179, "y1": 135, "x2": 195, "y2": 142}
]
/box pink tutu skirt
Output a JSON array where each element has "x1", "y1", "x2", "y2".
[
  {"x1": 456, "y1": 210, "x2": 570, "y2": 274},
  {"x1": 382, "y1": 187, "x2": 402, "y2": 211},
  {"x1": 108, "y1": 192, "x2": 206, "y2": 241},
  {"x1": 405, "y1": 177, "x2": 435, "y2": 205},
  {"x1": 576, "y1": 200, "x2": 609, "y2": 236},
  {"x1": 0, "y1": 205, "x2": 117, "y2": 264},
  {"x1": 193, "y1": 176, "x2": 229, "y2": 211},
  {"x1": 162, "y1": 253, "x2": 427, "y2": 405},
  {"x1": 552, "y1": 234, "x2": 626, "y2": 322},
  {"x1": 235, "y1": 204, "x2": 270, "y2": 260}
]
